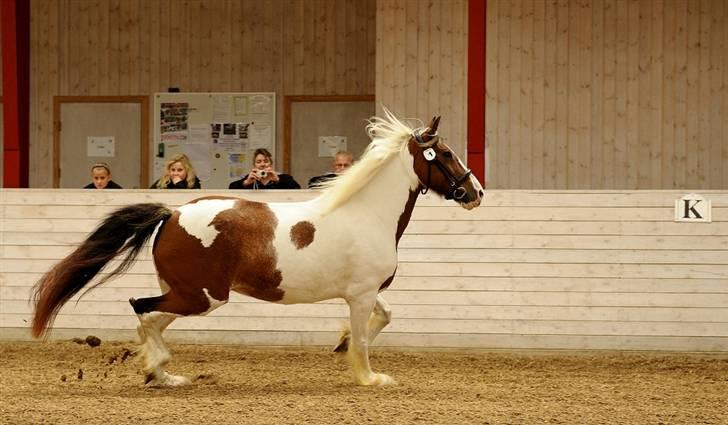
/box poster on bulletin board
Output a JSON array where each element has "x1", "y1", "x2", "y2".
[{"x1": 153, "y1": 92, "x2": 276, "y2": 189}]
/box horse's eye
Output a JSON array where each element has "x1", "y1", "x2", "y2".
[{"x1": 443, "y1": 151, "x2": 452, "y2": 158}]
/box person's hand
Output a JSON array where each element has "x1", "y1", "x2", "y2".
[
  {"x1": 171, "y1": 176, "x2": 183, "y2": 184},
  {"x1": 244, "y1": 168, "x2": 259, "y2": 185},
  {"x1": 265, "y1": 167, "x2": 279, "y2": 183}
]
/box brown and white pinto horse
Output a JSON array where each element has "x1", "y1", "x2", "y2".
[{"x1": 32, "y1": 110, "x2": 484, "y2": 387}]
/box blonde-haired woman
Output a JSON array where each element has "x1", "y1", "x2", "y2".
[{"x1": 150, "y1": 153, "x2": 201, "y2": 189}]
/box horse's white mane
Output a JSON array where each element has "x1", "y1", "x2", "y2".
[{"x1": 317, "y1": 109, "x2": 421, "y2": 215}]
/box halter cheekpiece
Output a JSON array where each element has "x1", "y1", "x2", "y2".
[{"x1": 412, "y1": 128, "x2": 472, "y2": 200}]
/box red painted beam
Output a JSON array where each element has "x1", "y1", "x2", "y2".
[
  {"x1": 467, "y1": 0, "x2": 486, "y2": 186},
  {"x1": 2, "y1": 0, "x2": 29, "y2": 188}
]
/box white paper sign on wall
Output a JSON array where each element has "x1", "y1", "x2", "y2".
[
  {"x1": 674, "y1": 193, "x2": 711, "y2": 223},
  {"x1": 87, "y1": 136, "x2": 115, "y2": 157},
  {"x1": 318, "y1": 136, "x2": 347, "y2": 157}
]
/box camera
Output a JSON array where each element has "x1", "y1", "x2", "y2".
[{"x1": 253, "y1": 169, "x2": 268, "y2": 179}]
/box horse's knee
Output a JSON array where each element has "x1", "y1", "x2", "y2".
[
  {"x1": 381, "y1": 304, "x2": 392, "y2": 324},
  {"x1": 374, "y1": 302, "x2": 392, "y2": 325}
]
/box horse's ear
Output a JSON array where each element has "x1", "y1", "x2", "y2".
[
  {"x1": 414, "y1": 116, "x2": 441, "y2": 146},
  {"x1": 427, "y1": 116, "x2": 441, "y2": 135}
]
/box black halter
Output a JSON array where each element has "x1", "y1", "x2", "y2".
[{"x1": 413, "y1": 129, "x2": 473, "y2": 201}]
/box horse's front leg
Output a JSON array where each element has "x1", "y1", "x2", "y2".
[
  {"x1": 335, "y1": 294, "x2": 392, "y2": 353},
  {"x1": 345, "y1": 293, "x2": 396, "y2": 386}
]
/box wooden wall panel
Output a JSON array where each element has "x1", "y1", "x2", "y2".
[
  {"x1": 486, "y1": 0, "x2": 728, "y2": 189},
  {"x1": 376, "y1": 0, "x2": 469, "y2": 161},
  {"x1": 2, "y1": 189, "x2": 727, "y2": 351},
  {"x1": 23, "y1": 0, "x2": 727, "y2": 189},
  {"x1": 28, "y1": 0, "x2": 376, "y2": 187}
]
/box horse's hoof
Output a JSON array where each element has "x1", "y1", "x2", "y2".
[
  {"x1": 164, "y1": 374, "x2": 191, "y2": 387},
  {"x1": 145, "y1": 372, "x2": 191, "y2": 387},
  {"x1": 373, "y1": 373, "x2": 396, "y2": 386},
  {"x1": 358, "y1": 373, "x2": 396, "y2": 386}
]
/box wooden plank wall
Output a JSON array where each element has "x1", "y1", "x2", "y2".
[
  {"x1": 19, "y1": 0, "x2": 728, "y2": 191},
  {"x1": 29, "y1": 0, "x2": 376, "y2": 187},
  {"x1": 485, "y1": 0, "x2": 728, "y2": 190},
  {"x1": 2, "y1": 189, "x2": 727, "y2": 351},
  {"x1": 375, "y1": 0, "x2": 469, "y2": 161}
]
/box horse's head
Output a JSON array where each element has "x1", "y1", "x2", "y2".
[{"x1": 408, "y1": 116, "x2": 484, "y2": 210}]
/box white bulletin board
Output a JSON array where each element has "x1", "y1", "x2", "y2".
[{"x1": 153, "y1": 92, "x2": 276, "y2": 189}]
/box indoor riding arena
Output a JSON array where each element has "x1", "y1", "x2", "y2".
[{"x1": 1, "y1": 1, "x2": 727, "y2": 425}]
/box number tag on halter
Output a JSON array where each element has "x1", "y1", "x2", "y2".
[{"x1": 423, "y1": 148, "x2": 436, "y2": 162}]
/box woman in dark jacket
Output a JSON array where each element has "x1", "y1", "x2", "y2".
[
  {"x1": 150, "y1": 153, "x2": 202, "y2": 189},
  {"x1": 228, "y1": 148, "x2": 300, "y2": 190}
]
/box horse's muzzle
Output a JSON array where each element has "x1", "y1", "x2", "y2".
[{"x1": 457, "y1": 188, "x2": 483, "y2": 210}]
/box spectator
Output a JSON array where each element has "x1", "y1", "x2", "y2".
[
  {"x1": 308, "y1": 151, "x2": 354, "y2": 188},
  {"x1": 83, "y1": 163, "x2": 122, "y2": 189},
  {"x1": 150, "y1": 153, "x2": 201, "y2": 189},
  {"x1": 229, "y1": 148, "x2": 300, "y2": 189}
]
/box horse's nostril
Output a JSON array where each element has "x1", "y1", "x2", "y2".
[{"x1": 479, "y1": 189, "x2": 484, "y2": 197}]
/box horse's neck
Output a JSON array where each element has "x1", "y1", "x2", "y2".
[
  {"x1": 394, "y1": 189, "x2": 419, "y2": 243},
  {"x1": 344, "y1": 154, "x2": 418, "y2": 236}
]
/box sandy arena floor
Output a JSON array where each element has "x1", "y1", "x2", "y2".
[{"x1": 0, "y1": 340, "x2": 726, "y2": 425}]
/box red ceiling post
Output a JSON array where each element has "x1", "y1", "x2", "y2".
[
  {"x1": 467, "y1": 0, "x2": 486, "y2": 186},
  {"x1": 2, "y1": 0, "x2": 30, "y2": 188}
]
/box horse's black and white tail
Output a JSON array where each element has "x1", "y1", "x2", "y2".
[{"x1": 31, "y1": 203, "x2": 172, "y2": 338}]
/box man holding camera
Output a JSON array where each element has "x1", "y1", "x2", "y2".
[{"x1": 228, "y1": 148, "x2": 301, "y2": 190}]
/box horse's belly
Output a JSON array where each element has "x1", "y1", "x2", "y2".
[
  {"x1": 274, "y1": 253, "x2": 397, "y2": 304},
  {"x1": 275, "y1": 269, "x2": 350, "y2": 304},
  {"x1": 275, "y1": 286, "x2": 336, "y2": 304}
]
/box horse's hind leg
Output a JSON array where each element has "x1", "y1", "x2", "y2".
[
  {"x1": 345, "y1": 293, "x2": 395, "y2": 386},
  {"x1": 130, "y1": 285, "x2": 227, "y2": 387},
  {"x1": 135, "y1": 311, "x2": 183, "y2": 386},
  {"x1": 131, "y1": 278, "x2": 180, "y2": 385},
  {"x1": 135, "y1": 278, "x2": 172, "y2": 347},
  {"x1": 335, "y1": 294, "x2": 391, "y2": 353}
]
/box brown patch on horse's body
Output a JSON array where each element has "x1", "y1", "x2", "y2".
[
  {"x1": 290, "y1": 221, "x2": 315, "y2": 249},
  {"x1": 132, "y1": 197, "x2": 285, "y2": 316},
  {"x1": 379, "y1": 189, "x2": 419, "y2": 292},
  {"x1": 395, "y1": 190, "x2": 420, "y2": 243}
]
